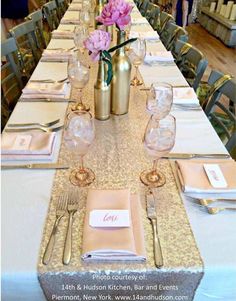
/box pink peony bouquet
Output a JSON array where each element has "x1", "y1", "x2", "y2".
[
  {"x1": 84, "y1": 29, "x2": 111, "y2": 61},
  {"x1": 84, "y1": 28, "x2": 137, "y2": 85},
  {"x1": 96, "y1": 0, "x2": 133, "y2": 31}
]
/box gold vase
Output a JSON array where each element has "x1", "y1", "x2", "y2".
[
  {"x1": 94, "y1": 59, "x2": 111, "y2": 121},
  {"x1": 95, "y1": 0, "x2": 104, "y2": 29},
  {"x1": 111, "y1": 30, "x2": 131, "y2": 115},
  {"x1": 106, "y1": 25, "x2": 114, "y2": 41}
]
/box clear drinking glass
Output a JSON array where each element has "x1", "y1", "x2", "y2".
[
  {"x1": 68, "y1": 55, "x2": 90, "y2": 111},
  {"x1": 128, "y1": 38, "x2": 146, "y2": 86},
  {"x1": 140, "y1": 114, "x2": 176, "y2": 187},
  {"x1": 146, "y1": 82, "x2": 173, "y2": 119},
  {"x1": 80, "y1": 9, "x2": 91, "y2": 28},
  {"x1": 64, "y1": 111, "x2": 95, "y2": 186},
  {"x1": 74, "y1": 24, "x2": 88, "y2": 54}
]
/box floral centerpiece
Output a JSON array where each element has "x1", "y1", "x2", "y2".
[
  {"x1": 96, "y1": 0, "x2": 133, "y2": 31},
  {"x1": 84, "y1": 29, "x2": 136, "y2": 85},
  {"x1": 94, "y1": 0, "x2": 135, "y2": 115}
]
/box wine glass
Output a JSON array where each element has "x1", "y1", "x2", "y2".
[
  {"x1": 74, "y1": 24, "x2": 88, "y2": 55},
  {"x1": 64, "y1": 111, "x2": 95, "y2": 186},
  {"x1": 140, "y1": 114, "x2": 176, "y2": 187},
  {"x1": 146, "y1": 82, "x2": 173, "y2": 119},
  {"x1": 80, "y1": 9, "x2": 91, "y2": 28},
  {"x1": 128, "y1": 38, "x2": 146, "y2": 86},
  {"x1": 68, "y1": 55, "x2": 90, "y2": 111}
]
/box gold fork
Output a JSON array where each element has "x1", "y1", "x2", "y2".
[
  {"x1": 43, "y1": 194, "x2": 68, "y2": 265},
  {"x1": 63, "y1": 190, "x2": 79, "y2": 265},
  {"x1": 200, "y1": 199, "x2": 236, "y2": 206},
  {"x1": 207, "y1": 207, "x2": 236, "y2": 215}
]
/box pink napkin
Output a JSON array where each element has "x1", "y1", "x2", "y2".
[
  {"x1": 145, "y1": 51, "x2": 174, "y2": 63},
  {"x1": 1, "y1": 132, "x2": 56, "y2": 161},
  {"x1": 173, "y1": 87, "x2": 199, "y2": 104},
  {"x1": 42, "y1": 49, "x2": 72, "y2": 61},
  {"x1": 81, "y1": 189, "x2": 146, "y2": 262},
  {"x1": 51, "y1": 30, "x2": 74, "y2": 39},
  {"x1": 176, "y1": 159, "x2": 236, "y2": 193},
  {"x1": 61, "y1": 19, "x2": 81, "y2": 25},
  {"x1": 68, "y1": 4, "x2": 82, "y2": 11},
  {"x1": 22, "y1": 82, "x2": 69, "y2": 99}
]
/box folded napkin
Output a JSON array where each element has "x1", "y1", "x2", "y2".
[
  {"x1": 173, "y1": 87, "x2": 199, "y2": 104},
  {"x1": 22, "y1": 82, "x2": 69, "y2": 99},
  {"x1": 61, "y1": 19, "x2": 81, "y2": 25},
  {"x1": 42, "y1": 49, "x2": 72, "y2": 61},
  {"x1": 68, "y1": 4, "x2": 82, "y2": 10},
  {"x1": 144, "y1": 51, "x2": 174, "y2": 63},
  {"x1": 130, "y1": 31, "x2": 159, "y2": 41},
  {"x1": 176, "y1": 160, "x2": 236, "y2": 194},
  {"x1": 1, "y1": 132, "x2": 56, "y2": 161},
  {"x1": 81, "y1": 189, "x2": 146, "y2": 262},
  {"x1": 131, "y1": 17, "x2": 149, "y2": 25},
  {"x1": 51, "y1": 30, "x2": 74, "y2": 39}
]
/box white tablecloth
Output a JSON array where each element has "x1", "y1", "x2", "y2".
[{"x1": 2, "y1": 1, "x2": 236, "y2": 300}]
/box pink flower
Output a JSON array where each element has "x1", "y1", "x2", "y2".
[
  {"x1": 83, "y1": 30, "x2": 111, "y2": 61},
  {"x1": 96, "y1": 0, "x2": 133, "y2": 30}
]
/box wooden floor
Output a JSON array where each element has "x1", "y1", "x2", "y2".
[{"x1": 186, "y1": 23, "x2": 236, "y2": 80}]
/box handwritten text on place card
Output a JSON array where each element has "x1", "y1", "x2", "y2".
[
  {"x1": 203, "y1": 164, "x2": 227, "y2": 188},
  {"x1": 13, "y1": 135, "x2": 32, "y2": 150},
  {"x1": 89, "y1": 210, "x2": 130, "y2": 228}
]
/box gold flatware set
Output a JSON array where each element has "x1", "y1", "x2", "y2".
[
  {"x1": 199, "y1": 199, "x2": 236, "y2": 215},
  {"x1": 43, "y1": 192, "x2": 79, "y2": 265}
]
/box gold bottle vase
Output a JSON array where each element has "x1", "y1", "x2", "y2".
[
  {"x1": 94, "y1": 59, "x2": 111, "y2": 121},
  {"x1": 94, "y1": 0, "x2": 104, "y2": 29},
  {"x1": 111, "y1": 30, "x2": 131, "y2": 115}
]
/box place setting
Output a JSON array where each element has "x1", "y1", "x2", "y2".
[{"x1": 2, "y1": 0, "x2": 236, "y2": 300}]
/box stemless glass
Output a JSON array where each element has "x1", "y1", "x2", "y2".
[
  {"x1": 67, "y1": 55, "x2": 90, "y2": 111},
  {"x1": 146, "y1": 82, "x2": 173, "y2": 119},
  {"x1": 140, "y1": 114, "x2": 176, "y2": 187},
  {"x1": 64, "y1": 111, "x2": 95, "y2": 186},
  {"x1": 128, "y1": 38, "x2": 146, "y2": 86}
]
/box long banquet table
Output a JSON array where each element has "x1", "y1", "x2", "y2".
[{"x1": 2, "y1": 1, "x2": 236, "y2": 300}]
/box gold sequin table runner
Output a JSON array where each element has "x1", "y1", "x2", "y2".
[{"x1": 38, "y1": 63, "x2": 203, "y2": 300}]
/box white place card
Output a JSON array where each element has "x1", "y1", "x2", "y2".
[
  {"x1": 89, "y1": 210, "x2": 130, "y2": 228},
  {"x1": 203, "y1": 164, "x2": 228, "y2": 188},
  {"x1": 13, "y1": 135, "x2": 32, "y2": 150}
]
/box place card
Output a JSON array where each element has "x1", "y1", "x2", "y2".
[
  {"x1": 13, "y1": 135, "x2": 32, "y2": 150},
  {"x1": 89, "y1": 210, "x2": 130, "y2": 228},
  {"x1": 203, "y1": 164, "x2": 228, "y2": 188}
]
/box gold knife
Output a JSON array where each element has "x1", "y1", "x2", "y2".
[
  {"x1": 146, "y1": 193, "x2": 163, "y2": 268},
  {"x1": 140, "y1": 85, "x2": 189, "y2": 91},
  {"x1": 163, "y1": 153, "x2": 230, "y2": 159},
  {"x1": 1, "y1": 163, "x2": 69, "y2": 170},
  {"x1": 20, "y1": 98, "x2": 74, "y2": 103}
]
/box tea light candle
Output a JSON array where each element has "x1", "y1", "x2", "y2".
[
  {"x1": 225, "y1": 1, "x2": 234, "y2": 18},
  {"x1": 229, "y1": 4, "x2": 236, "y2": 20},
  {"x1": 210, "y1": 2, "x2": 216, "y2": 12}
]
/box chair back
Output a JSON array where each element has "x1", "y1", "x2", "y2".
[
  {"x1": 146, "y1": 4, "x2": 160, "y2": 30},
  {"x1": 9, "y1": 20, "x2": 41, "y2": 79},
  {"x1": 161, "y1": 22, "x2": 188, "y2": 50},
  {"x1": 27, "y1": 9, "x2": 47, "y2": 49},
  {"x1": 173, "y1": 40, "x2": 208, "y2": 91},
  {"x1": 1, "y1": 38, "x2": 23, "y2": 128},
  {"x1": 204, "y1": 70, "x2": 236, "y2": 152},
  {"x1": 55, "y1": 0, "x2": 68, "y2": 19},
  {"x1": 43, "y1": 0, "x2": 60, "y2": 31},
  {"x1": 158, "y1": 11, "x2": 175, "y2": 34},
  {"x1": 139, "y1": 0, "x2": 150, "y2": 16}
]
